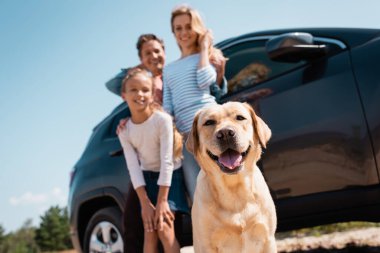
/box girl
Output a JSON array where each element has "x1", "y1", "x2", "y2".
[
  {"x1": 163, "y1": 5, "x2": 226, "y2": 202},
  {"x1": 118, "y1": 68, "x2": 188, "y2": 253}
]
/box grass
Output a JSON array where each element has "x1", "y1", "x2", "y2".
[{"x1": 276, "y1": 222, "x2": 380, "y2": 239}]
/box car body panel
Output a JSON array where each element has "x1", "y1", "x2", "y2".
[
  {"x1": 351, "y1": 35, "x2": 380, "y2": 178},
  {"x1": 217, "y1": 28, "x2": 380, "y2": 229}
]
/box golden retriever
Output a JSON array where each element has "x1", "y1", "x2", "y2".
[{"x1": 186, "y1": 102, "x2": 277, "y2": 253}]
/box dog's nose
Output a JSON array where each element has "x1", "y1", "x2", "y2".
[{"x1": 217, "y1": 128, "x2": 236, "y2": 140}]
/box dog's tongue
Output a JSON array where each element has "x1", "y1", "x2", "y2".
[{"x1": 219, "y1": 149, "x2": 242, "y2": 170}]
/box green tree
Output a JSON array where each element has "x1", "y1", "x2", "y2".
[
  {"x1": 0, "y1": 219, "x2": 40, "y2": 253},
  {"x1": 0, "y1": 224, "x2": 6, "y2": 253},
  {"x1": 35, "y1": 206, "x2": 72, "y2": 251},
  {"x1": 0, "y1": 224, "x2": 5, "y2": 247}
]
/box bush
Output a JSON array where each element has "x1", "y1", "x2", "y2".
[
  {"x1": 0, "y1": 220, "x2": 40, "y2": 253},
  {"x1": 35, "y1": 206, "x2": 72, "y2": 251}
]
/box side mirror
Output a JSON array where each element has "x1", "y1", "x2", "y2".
[{"x1": 266, "y1": 32, "x2": 328, "y2": 63}]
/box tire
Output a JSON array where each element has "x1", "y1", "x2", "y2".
[{"x1": 84, "y1": 207, "x2": 124, "y2": 253}]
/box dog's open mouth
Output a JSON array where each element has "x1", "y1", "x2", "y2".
[{"x1": 207, "y1": 145, "x2": 251, "y2": 174}]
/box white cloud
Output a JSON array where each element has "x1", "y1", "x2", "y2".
[
  {"x1": 9, "y1": 187, "x2": 67, "y2": 207},
  {"x1": 52, "y1": 187, "x2": 62, "y2": 196},
  {"x1": 9, "y1": 192, "x2": 47, "y2": 206}
]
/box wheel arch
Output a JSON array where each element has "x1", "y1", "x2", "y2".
[{"x1": 77, "y1": 187, "x2": 126, "y2": 250}]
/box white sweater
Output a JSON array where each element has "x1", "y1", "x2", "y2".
[{"x1": 118, "y1": 110, "x2": 181, "y2": 189}]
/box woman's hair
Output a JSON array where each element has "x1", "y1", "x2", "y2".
[
  {"x1": 121, "y1": 68, "x2": 183, "y2": 161},
  {"x1": 170, "y1": 5, "x2": 225, "y2": 60},
  {"x1": 171, "y1": 5, "x2": 206, "y2": 38}
]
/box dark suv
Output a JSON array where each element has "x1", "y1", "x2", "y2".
[{"x1": 69, "y1": 28, "x2": 380, "y2": 252}]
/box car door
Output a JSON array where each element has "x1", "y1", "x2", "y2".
[{"x1": 219, "y1": 33, "x2": 379, "y2": 229}]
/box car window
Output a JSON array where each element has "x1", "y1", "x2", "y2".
[
  {"x1": 222, "y1": 38, "x2": 344, "y2": 94},
  {"x1": 222, "y1": 40, "x2": 305, "y2": 94}
]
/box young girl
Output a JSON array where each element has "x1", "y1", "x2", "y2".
[
  {"x1": 118, "y1": 68, "x2": 188, "y2": 253},
  {"x1": 163, "y1": 5, "x2": 226, "y2": 202}
]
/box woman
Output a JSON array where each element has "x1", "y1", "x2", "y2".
[{"x1": 163, "y1": 5, "x2": 226, "y2": 201}]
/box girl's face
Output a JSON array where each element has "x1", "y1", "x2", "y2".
[
  {"x1": 122, "y1": 74, "x2": 154, "y2": 112},
  {"x1": 172, "y1": 14, "x2": 198, "y2": 51}
]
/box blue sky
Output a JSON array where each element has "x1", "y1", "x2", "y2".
[{"x1": 0, "y1": 0, "x2": 378, "y2": 233}]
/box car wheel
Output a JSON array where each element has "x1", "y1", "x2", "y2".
[{"x1": 84, "y1": 207, "x2": 124, "y2": 253}]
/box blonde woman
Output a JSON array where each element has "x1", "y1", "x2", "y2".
[{"x1": 163, "y1": 5, "x2": 227, "y2": 201}]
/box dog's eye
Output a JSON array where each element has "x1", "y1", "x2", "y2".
[
  {"x1": 204, "y1": 120, "x2": 216, "y2": 126},
  {"x1": 236, "y1": 115, "x2": 246, "y2": 121}
]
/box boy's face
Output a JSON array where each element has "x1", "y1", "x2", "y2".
[
  {"x1": 139, "y1": 40, "x2": 165, "y2": 76},
  {"x1": 121, "y1": 74, "x2": 154, "y2": 112}
]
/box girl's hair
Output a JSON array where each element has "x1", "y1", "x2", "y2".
[
  {"x1": 121, "y1": 68, "x2": 183, "y2": 161},
  {"x1": 121, "y1": 68, "x2": 154, "y2": 95},
  {"x1": 170, "y1": 5, "x2": 225, "y2": 61},
  {"x1": 172, "y1": 123, "x2": 183, "y2": 162}
]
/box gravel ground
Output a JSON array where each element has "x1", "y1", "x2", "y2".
[
  {"x1": 277, "y1": 227, "x2": 380, "y2": 252},
  {"x1": 180, "y1": 227, "x2": 380, "y2": 253},
  {"x1": 62, "y1": 228, "x2": 380, "y2": 253}
]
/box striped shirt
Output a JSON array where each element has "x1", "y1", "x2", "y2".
[{"x1": 163, "y1": 53, "x2": 217, "y2": 133}]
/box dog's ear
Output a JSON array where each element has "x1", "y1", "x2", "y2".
[
  {"x1": 244, "y1": 103, "x2": 271, "y2": 148},
  {"x1": 186, "y1": 112, "x2": 200, "y2": 155}
]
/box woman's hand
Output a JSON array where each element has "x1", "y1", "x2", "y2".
[
  {"x1": 210, "y1": 49, "x2": 226, "y2": 86},
  {"x1": 116, "y1": 118, "x2": 129, "y2": 135},
  {"x1": 155, "y1": 199, "x2": 174, "y2": 231},
  {"x1": 198, "y1": 29, "x2": 213, "y2": 51},
  {"x1": 141, "y1": 200, "x2": 156, "y2": 233}
]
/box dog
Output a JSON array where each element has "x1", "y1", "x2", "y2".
[
  {"x1": 186, "y1": 102, "x2": 277, "y2": 253},
  {"x1": 228, "y1": 63, "x2": 270, "y2": 93}
]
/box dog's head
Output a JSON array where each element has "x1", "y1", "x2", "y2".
[{"x1": 186, "y1": 102, "x2": 271, "y2": 175}]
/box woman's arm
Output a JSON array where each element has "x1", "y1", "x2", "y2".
[
  {"x1": 198, "y1": 30, "x2": 212, "y2": 69},
  {"x1": 210, "y1": 48, "x2": 227, "y2": 87},
  {"x1": 196, "y1": 64, "x2": 217, "y2": 90},
  {"x1": 197, "y1": 30, "x2": 217, "y2": 89},
  {"x1": 210, "y1": 49, "x2": 228, "y2": 100},
  {"x1": 210, "y1": 77, "x2": 228, "y2": 101}
]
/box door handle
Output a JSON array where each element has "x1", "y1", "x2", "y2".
[{"x1": 109, "y1": 149, "x2": 123, "y2": 157}]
